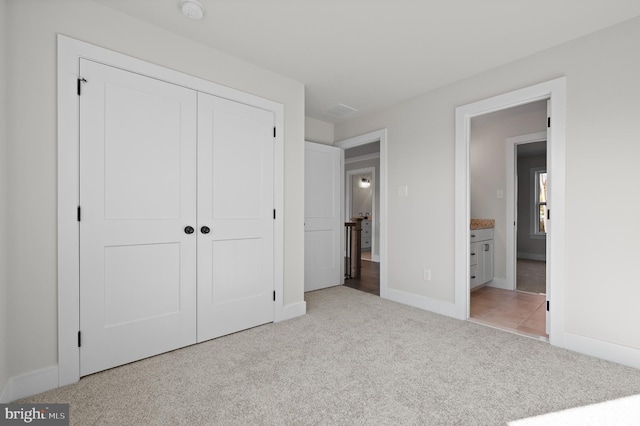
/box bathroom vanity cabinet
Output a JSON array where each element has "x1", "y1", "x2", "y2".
[{"x1": 470, "y1": 228, "x2": 494, "y2": 289}]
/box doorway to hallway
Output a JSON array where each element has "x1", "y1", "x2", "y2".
[{"x1": 335, "y1": 129, "x2": 388, "y2": 299}]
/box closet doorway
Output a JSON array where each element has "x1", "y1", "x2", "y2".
[{"x1": 58, "y1": 36, "x2": 284, "y2": 385}]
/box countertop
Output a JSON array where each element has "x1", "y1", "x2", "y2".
[{"x1": 470, "y1": 219, "x2": 495, "y2": 230}]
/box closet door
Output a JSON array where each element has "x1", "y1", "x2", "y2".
[
  {"x1": 79, "y1": 59, "x2": 197, "y2": 376},
  {"x1": 196, "y1": 93, "x2": 275, "y2": 342}
]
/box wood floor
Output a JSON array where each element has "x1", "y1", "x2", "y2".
[{"x1": 344, "y1": 259, "x2": 380, "y2": 296}]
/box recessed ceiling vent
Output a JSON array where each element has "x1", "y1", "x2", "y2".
[{"x1": 323, "y1": 103, "x2": 358, "y2": 118}]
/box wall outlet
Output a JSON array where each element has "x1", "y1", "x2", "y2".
[{"x1": 423, "y1": 268, "x2": 431, "y2": 281}]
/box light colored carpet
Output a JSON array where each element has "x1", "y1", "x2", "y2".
[
  {"x1": 517, "y1": 259, "x2": 546, "y2": 294},
  {"x1": 19, "y1": 286, "x2": 640, "y2": 425}
]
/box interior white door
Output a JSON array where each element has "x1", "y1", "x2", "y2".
[
  {"x1": 304, "y1": 142, "x2": 342, "y2": 292},
  {"x1": 196, "y1": 93, "x2": 275, "y2": 342},
  {"x1": 79, "y1": 59, "x2": 197, "y2": 376}
]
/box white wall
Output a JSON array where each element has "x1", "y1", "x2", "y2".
[
  {"x1": 4, "y1": 0, "x2": 304, "y2": 383},
  {"x1": 335, "y1": 16, "x2": 640, "y2": 352},
  {"x1": 351, "y1": 173, "x2": 373, "y2": 217},
  {"x1": 470, "y1": 101, "x2": 547, "y2": 280},
  {"x1": 0, "y1": 0, "x2": 10, "y2": 398},
  {"x1": 305, "y1": 116, "x2": 334, "y2": 145},
  {"x1": 517, "y1": 155, "x2": 547, "y2": 258}
]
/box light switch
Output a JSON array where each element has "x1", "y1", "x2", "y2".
[
  {"x1": 398, "y1": 186, "x2": 408, "y2": 197},
  {"x1": 497, "y1": 189, "x2": 504, "y2": 199}
]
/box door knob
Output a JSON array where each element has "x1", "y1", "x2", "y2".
[
  {"x1": 201, "y1": 226, "x2": 210, "y2": 234},
  {"x1": 184, "y1": 226, "x2": 194, "y2": 234}
]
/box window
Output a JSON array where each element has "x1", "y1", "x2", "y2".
[{"x1": 531, "y1": 168, "x2": 548, "y2": 236}]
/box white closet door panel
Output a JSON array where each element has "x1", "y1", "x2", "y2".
[
  {"x1": 210, "y1": 109, "x2": 266, "y2": 219},
  {"x1": 79, "y1": 59, "x2": 197, "y2": 376},
  {"x1": 197, "y1": 93, "x2": 274, "y2": 342},
  {"x1": 304, "y1": 142, "x2": 342, "y2": 292},
  {"x1": 103, "y1": 83, "x2": 182, "y2": 220},
  {"x1": 103, "y1": 243, "x2": 181, "y2": 326}
]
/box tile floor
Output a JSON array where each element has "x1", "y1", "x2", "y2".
[{"x1": 470, "y1": 286, "x2": 548, "y2": 339}]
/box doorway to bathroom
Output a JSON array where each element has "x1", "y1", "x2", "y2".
[{"x1": 467, "y1": 100, "x2": 549, "y2": 340}]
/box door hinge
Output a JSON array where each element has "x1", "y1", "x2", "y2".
[
  {"x1": 547, "y1": 117, "x2": 551, "y2": 128},
  {"x1": 273, "y1": 127, "x2": 276, "y2": 138},
  {"x1": 78, "y1": 331, "x2": 82, "y2": 348},
  {"x1": 546, "y1": 301, "x2": 550, "y2": 312},
  {"x1": 273, "y1": 290, "x2": 276, "y2": 301},
  {"x1": 77, "y1": 206, "x2": 81, "y2": 222},
  {"x1": 547, "y1": 209, "x2": 550, "y2": 220},
  {"x1": 273, "y1": 209, "x2": 276, "y2": 220},
  {"x1": 77, "y1": 78, "x2": 87, "y2": 96}
]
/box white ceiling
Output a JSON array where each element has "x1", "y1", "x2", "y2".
[{"x1": 92, "y1": 0, "x2": 640, "y2": 123}]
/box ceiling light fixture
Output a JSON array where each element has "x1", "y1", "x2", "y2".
[{"x1": 181, "y1": 0, "x2": 205, "y2": 20}]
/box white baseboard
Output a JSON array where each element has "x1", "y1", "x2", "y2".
[
  {"x1": 372, "y1": 255, "x2": 380, "y2": 263},
  {"x1": 275, "y1": 301, "x2": 306, "y2": 322},
  {"x1": 0, "y1": 366, "x2": 59, "y2": 403},
  {"x1": 517, "y1": 252, "x2": 546, "y2": 261},
  {"x1": 563, "y1": 332, "x2": 640, "y2": 370},
  {"x1": 384, "y1": 287, "x2": 459, "y2": 319}
]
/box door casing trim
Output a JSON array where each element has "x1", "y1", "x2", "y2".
[
  {"x1": 454, "y1": 77, "x2": 566, "y2": 348},
  {"x1": 58, "y1": 35, "x2": 284, "y2": 387}
]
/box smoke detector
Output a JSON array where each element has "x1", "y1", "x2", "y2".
[{"x1": 181, "y1": 0, "x2": 205, "y2": 19}]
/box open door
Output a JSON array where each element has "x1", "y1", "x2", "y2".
[{"x1": 304, "y1": 142, "x2": 343, "y2": 291}]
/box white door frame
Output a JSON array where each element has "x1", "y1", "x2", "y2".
[
  {"x1": 345, "y1": 166, "x2": 376, "y2": 259},
  {"x1": 58, "y1": 35, "x2": 285, "y2": 387},
  {"x1": 454, "y1": 78, "x2": 566, "y2": 348},
  {"x1": 335, "y1": 129, "x2": 387, "y2": 297},
  {"x1": 505, "y1": 131, "x2": 547, "y2": 291}
]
